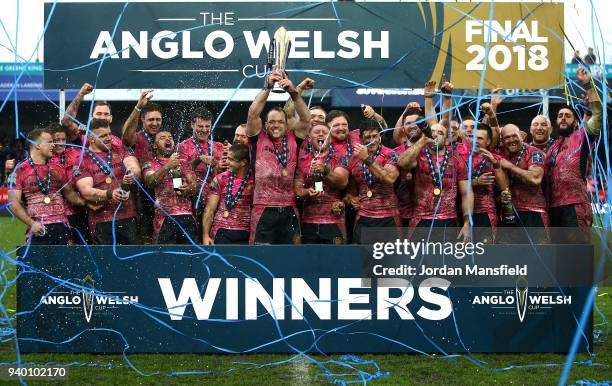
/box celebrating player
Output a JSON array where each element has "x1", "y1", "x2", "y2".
[
  {"x1": 143, "y1": 131, "x2": 197, "y2": 244},
  {"x1": 398, "y1": 123, "x2": 472, "y2": 242},
  {"x1": 347, "y1": 119, "x2": 400, "y2": 244},
  {"x1": 245, "y1": 71, "x2": 310, "y2": 244},
  {"x1": 75, "y1": 119, "x2": 142, "y2": 245},
  {"x1": 295, "y1": 122, "x2": 350, "y2": 244},
  {"x1": 203, "y1": 144, "x2": 254, "y2": 245},
  {"x1": 498, "y1": 124, "x2": 548, "y2": 243},
  {"x1": 546, "y1": 66, "x2": 603, "y2": 242},
  {"x1": 10, "y1": 128, "x2": 85, "y2": 244}
]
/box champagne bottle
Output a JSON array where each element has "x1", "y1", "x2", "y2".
[
  {"x1": 172, "y1": 166, "x2": 183, "y2": 194},
  {"x1": 120, "y1": 170, "x2": 132, "y2": 199},
  {"x1": 314, "y1": 172, "x2": 324, "y2": 192},
  {"x1": 502, "y1": 200, "x2": 516, "y2": 224}
]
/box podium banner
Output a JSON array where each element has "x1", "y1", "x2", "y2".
[
  {"x1": 17, "y1": 245, "x2": 592, "y2": 353},
  {"x1": 43, "y1": 2, "x2": 564, "y2": 89}
]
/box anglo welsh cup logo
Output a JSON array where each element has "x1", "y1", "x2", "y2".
[
  {"x1": 81, "y1": 275, "x2": 96, "y2": 323},
  {"x1": 515, "y1": 276, "x2": 528, "y2": 323}
]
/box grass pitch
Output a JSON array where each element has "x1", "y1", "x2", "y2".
[{"x1": 0, "y1": 217, "x2": 609, "y2": 385}]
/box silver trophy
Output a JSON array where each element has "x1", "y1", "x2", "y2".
[{"x1": 268, "y1": 27, "x2": 292, "y2": 93}]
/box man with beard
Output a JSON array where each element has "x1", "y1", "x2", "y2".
[
  {"x1": 546, "y1": 66, "x2": 602, "y2": 242},
  {"x1": 143, "y1": 131, "x2": 197, "y2": 244},
  {"x1": 122, "y1": 90, "x2": 159, "y2": 164},
  {"x1": 10, "y1": 128, "x2": 85, "y2": 244},
  {"x1": 347, "y1": 119, "x2": 400, "y2": 244},
  {"x1": 325, "y1": 110, "x2": 361, "y2": 161},
  {"x1": 393, "y1": 110, "x2": 427, "y2": 228},
  {"x1": 295, "y1": 122, "x2": 350, "y2": 244},
  {"x1": 76, "y1": 119, "x2": 141, "y2": 245},
  {"x1": 398, "y1": 123, "x2": 472, "y2": 242},
  {"x1": 498, "y1": 124, "x2": 548, "y2": 243},
  {"x1": 529, "y1": 115, "x2": 554, "y2": 153},
  {"x1": 49, "y1": 124, "x2": 89, "y2": 243},
  {"x1": 246, "y1": 71, "x2": 310, "y2": 244},
  {"x1": 393, "y1": 103, "x2": 423, "y2": 145},
  {"x1": 203, "y1": 144, "x2": 254, "y2": 245},
  {"x1": 462, "y1": 124, "x2": 510, "y2": 243},
  {"x1": 121, "y1": 90, "x2": 160, "y2": 243}
]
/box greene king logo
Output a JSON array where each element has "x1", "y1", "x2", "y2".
[
  {"x1": 471, "y1": 277, "x2": 572, "y2": 322},
  {"x1": 39, "y1": 275, "x2": 138, "y2": 323}
]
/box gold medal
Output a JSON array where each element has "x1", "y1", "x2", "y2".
[
  {"x1": 282, "y1": 169, "x2": 288, "y2": 177},
  {"x1": 433, "y1": 187, "x2": 441, "y2": 196},
  {"x1": 366, "y1": 190, "x2": 373, "y2": 198},
  {"x1": 105, "y1": 176, "x2": 113, "y2": 184},
  {"x1": 43, "y1": 196, "x2": 51, "y2": 204},
  {"x1": 223, "y1": 210, "x2": 230, "y2": 218}
]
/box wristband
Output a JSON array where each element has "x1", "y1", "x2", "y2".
[
  {"x1": 106, "y1": 189, "x2": 113, "y2": 200},
  {"x1": 364, "y1": 157, "x2": 374, "y2": 166},
  {"x1": 134, "y1": 106, "x2": 142, "y2": 112},
  {"x1": 583, "y1": 81, "x2": 593, "y2": 90},
  {"x1": 424, "y1": 95, "x2": 434, "y2": 99}
]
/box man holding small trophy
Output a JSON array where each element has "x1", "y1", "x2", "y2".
[{"x1": 294, "y1": 122, "x2": 350, "y2": 244}]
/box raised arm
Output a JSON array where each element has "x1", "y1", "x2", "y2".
[
  {"x1": 62, "y1": 83, "x2": 93, "y2": 141},
  {"x1": 281, "y1": 76, "x2": 311, "y2": 139},
  {"x1": 362, "y1": 105, "x2": 388, "y2": 129},
  {"x1": 576, "y1": 66, "x2": 603, "y2": 136},
  {"x1": 424, "y1": 80, "x2": 438, "y2": 127},
  {"x1": 122, "y1": 89, "x2": 153, "y2": 147},
  {"x1": 393, "y1": 102, "x2": 421, "y2": 145},
  {"x1": 284, "y1": 78, "x2": 314, "y2": 130},
  {"x1": 440, "y1": 81, "x2": 454, "y2": 124},
  {"x1": 246, "y1": 73, "x2": 280, "y2": 137},
  {"x1": 483, "y1": 88, "x2": 504, "y2": 148}
]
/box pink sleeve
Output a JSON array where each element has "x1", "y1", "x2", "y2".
[{"x1": 13, "y1": 164, "x2": 25, "y2": 190}]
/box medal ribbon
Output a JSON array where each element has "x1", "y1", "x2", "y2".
[
  {"x1": 191, "y1": 137, "x2": 211, "y2": 157},
  {"x1": 424, "y1": 147, "x2": 450, "y2": 190},
  {"x1": 272, "y1": 135, "x2": 289, "y2": 168},
  {"x1": 86, "y1": 147, "x2": 113, "y2": 176},
  {"x1": 225, "y1": 171, "x2": 251, "y2": 210},
  {"x1": 27, "y1": 156, "x2": 51, "y2": 196},
  {"x1": 546, "y1": 137, "x2": 565, "y2": 168},
  {"x1": 142, "y1": 130, "x2": 157, "y2": 155},
  {"x1": 509, "y1": 144, "x2": 527, "y2": 185},
  {"x1": 472, "y1": 158, "x2": 489, "y2": 179},
  {"x1": 361, "y1": 145, "x2": 382, "y2": 188}
]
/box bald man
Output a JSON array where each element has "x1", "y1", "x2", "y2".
[{"x1": 498, "y1": 124, "x2": 548, "y2": 243}]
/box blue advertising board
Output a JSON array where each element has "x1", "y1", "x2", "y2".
[{"x1": 17, "y1": 245, "x2": 592, "y2": 353}]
